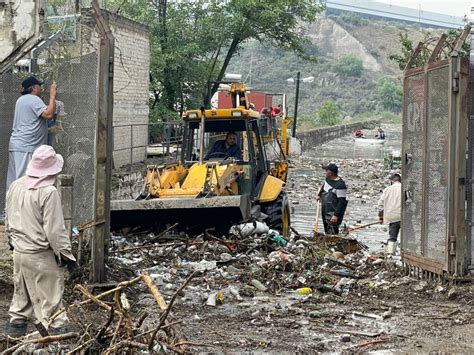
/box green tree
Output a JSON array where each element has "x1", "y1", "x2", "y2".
[
  {"x1": 107, "y1": 0, "x2": 324, "y2": 119},
  {"x1": 318, "y1": 101, "x2": 340, "y2": 126},
  {"x1": 376, "y1": 78, "x2": 402, "y2": 112},
  {"x1": 333, "y1": 55, "x2": 364, "y2": 77}
]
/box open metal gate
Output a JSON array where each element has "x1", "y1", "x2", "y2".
[{"x1": 401, "y1": 27, "x2": 471, "y2": 278}]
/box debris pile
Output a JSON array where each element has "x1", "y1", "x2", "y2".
[
  {"x1": 106, "y1": 223, "x2": 394, "y2": 301},
  {"x1": 1, "y1": 272, "x2": 198, "y2": 354}
]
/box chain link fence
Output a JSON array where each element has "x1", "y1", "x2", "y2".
[
  {"x1": 402, "y1": 72, "x2": 425, "y2": 256},
  {"x1": 402, "y1": 57, "x2": 470, "y2": 276},
  {"x1": 0, "y1": 52, "x2": 98, "y2": 226}
]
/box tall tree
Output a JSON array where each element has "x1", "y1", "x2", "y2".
[{"x1": 108, "y1": 0, "x2": 324, "y2": 119}]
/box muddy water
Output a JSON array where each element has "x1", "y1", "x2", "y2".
[{"x1": 290, "y1": 124, "x2": 401, "y2": 252}]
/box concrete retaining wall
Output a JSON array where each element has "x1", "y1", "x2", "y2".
[{"x1": 296, "y1": 120, "x2": 380, "y2": 151}]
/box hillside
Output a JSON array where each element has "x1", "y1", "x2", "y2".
[{"x1": 227, "y1": 14, "x2": 437, "y2": 120}]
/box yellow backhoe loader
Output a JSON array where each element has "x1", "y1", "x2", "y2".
[{"x1": 110, "y1": 83, "x2": 291, "y2": 237}]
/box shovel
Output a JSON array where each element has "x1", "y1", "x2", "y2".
[
  {"x1": 347, "y1": 220, "x2": 381, "y2": 233},
  {"x1": 313, "y1": 200, "x2": 321, "y2": 233}
]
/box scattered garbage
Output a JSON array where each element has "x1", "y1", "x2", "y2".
[
  {"x1": 250, "y1": 279, "x2": 268, "y2": 292},
  {"x1": 229, "y1": 221, "x2": 269, "y2": 237},
  {"x1": 296, "y1": 287, "x2": 313, "y2": 295}
]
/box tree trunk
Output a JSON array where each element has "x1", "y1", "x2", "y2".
[{"x1": 205, "y1": 35, "x2": 241, "y2": 107}]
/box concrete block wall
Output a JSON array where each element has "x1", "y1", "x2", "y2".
[
  {"x1": 80, "y1": 9, "x2": 150, "y2": 168},
  {"x1": 296, "y1": 120, "x2": 380, "y2": 151}
]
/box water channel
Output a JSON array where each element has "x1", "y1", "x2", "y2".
[{"x1": 290, "y1": 124, "x2": 402, "y2": 252}]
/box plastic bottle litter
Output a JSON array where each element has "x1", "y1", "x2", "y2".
[
  {"x1": 296, "y1": 287, "x2": 313, "y2": 295},
  {"x1": 250, "y1": 279, "x2": 267, "y2": 292},
  {"x1": 216, "y1": 291, "x2": 224, "y2": 303},
  {"x1": 229, "y1": 286, "x2": 243, "y2": 301}
]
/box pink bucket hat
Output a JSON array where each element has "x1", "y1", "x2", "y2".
[{"x1": 26, "y1": 145, "x2": 64, "y2": 178}]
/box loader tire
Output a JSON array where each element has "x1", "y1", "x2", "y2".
[{"x1": 261, "y1": 192, "x2": 291, "y2": 239}]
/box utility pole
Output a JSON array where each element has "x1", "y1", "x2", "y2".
[{"x1": 292, "y1": 71, "x2": 301, "y2": 138}]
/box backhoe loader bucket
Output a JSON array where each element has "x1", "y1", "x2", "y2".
[{"x1": 110, "y1": 195, "x2": 251, "y2": 234}]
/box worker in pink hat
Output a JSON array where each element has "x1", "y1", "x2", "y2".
[{"x1": 4, "y1": 145, "x2": 77, "y2": 337}]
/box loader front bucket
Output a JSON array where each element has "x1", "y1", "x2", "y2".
[{"x1": 110, "y1": 195, "x2": 251, "y2": 234}]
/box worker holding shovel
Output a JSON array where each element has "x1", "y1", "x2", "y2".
[
  {"x1": 316, "y1": 163, "x2": 348, "y2": 235},
  {"x1": 377, "y1": 173, "x2": 402, "y2": 255}
]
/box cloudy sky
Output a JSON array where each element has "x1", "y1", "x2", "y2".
[{"x1": 376, "y1": 0, "x2": 471, "y2": 17}]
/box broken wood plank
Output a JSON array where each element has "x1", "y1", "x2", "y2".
[{"x1": 141, "y1": 272, "x2": 168, "y2": 310}]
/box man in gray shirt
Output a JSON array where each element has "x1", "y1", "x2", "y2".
[{"x1": 6, "y1": 76, "x2": 57, "y2": 190}]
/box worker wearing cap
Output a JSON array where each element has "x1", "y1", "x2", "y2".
[
  {"x1": 6, "y1": 76, "x2": 57, "y2": 191},
  {"x1": 378, "y1": 173, "x2": 402, "y2": 255},
  {"x1": 4, "y1": 145, "x2": 77, "y2": 337},
  {"x1": 317, "y1": 163, "x2": 348, "y2": 235}
]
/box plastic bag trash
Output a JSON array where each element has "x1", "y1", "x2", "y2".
[
  {"x1": 220, "y1": 253, "x2": 233, "y2": 262},
  {"x1": 206, "y1": 292, "x2": 217, "y2": 306},
  {"x1": 229, "y1": 221, "x2": 269, "y2": 237},
  {"x1": 250, "y1": 279, "x2": 267, "y2": 292},
  {"x1": 189, "y1": 260, "x2": 217, "y2": 271},
  {"x1": 272, "y1": 235, "x2": 287, "y2": 247}
]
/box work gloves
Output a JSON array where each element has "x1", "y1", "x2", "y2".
[{"x1": 60, "y1": 257, "x2": 81, "y2": 281}]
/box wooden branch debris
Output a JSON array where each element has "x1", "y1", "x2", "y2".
[
  {"x1": 48, "y1": 275, "x2": 142, "y2": 325},
  {"x1": 17, "y1": 271, "x2": 201, "y2": 354},
  {"x1": 140, "y1": 222, "x2": 179, "y2": 245},
  {"x1": 3, "y1": 267, "x2": 202, "y2": 354},
  {"x1": 3, "y1": 332, "x2": 80, "y2": 354},
  {"x1": 148, "y1": 271, "x2": 199, "y2": 351},
  {"x1": 141, "y1": 271, "x2": 168, "y2": 310}
]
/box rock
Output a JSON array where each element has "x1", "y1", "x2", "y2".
[
  {"x1": 333, "y1": 251, "x2": 345, "y2": 260},
  {"x1": 308, "y1": 311, "x2": 321, "y2": 318}
]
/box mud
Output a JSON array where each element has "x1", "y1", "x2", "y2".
[{"x1": 1, "y1": 124, "x2": 473, "y2": 352}]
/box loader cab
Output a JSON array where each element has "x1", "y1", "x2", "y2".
[{"x1": 181, "y1": 110, "x2": 268, "y2": 198}]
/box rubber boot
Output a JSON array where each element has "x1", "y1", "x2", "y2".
[{"x1": 385, "y1": 241, "x2": 397, "y2": 255}]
